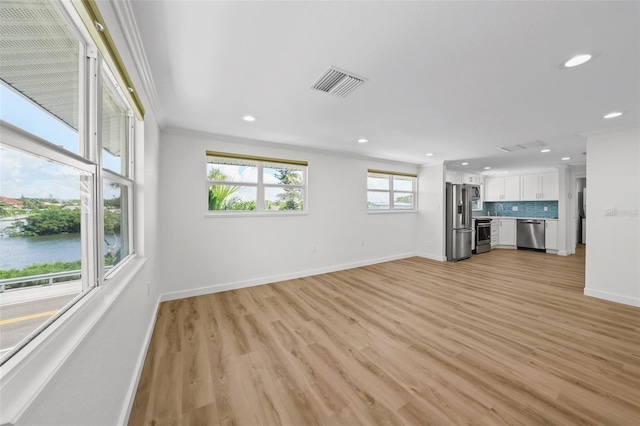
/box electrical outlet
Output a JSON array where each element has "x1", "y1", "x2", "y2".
[
  {"x1": 512, "y1": 206, "x2": 518, "y2": 211},
  {"x1": 544, "y1": 206, "x2": 548, "y2": 212},
  {"x1": 147, "y1": 281, "x2": 151, "y2": 296},
  {"x1": 312, "y1": 245, "x2": 317, "y2": 252},
  {"x1": 361, "y1": 239, "x2": 365, "y2": 247}
]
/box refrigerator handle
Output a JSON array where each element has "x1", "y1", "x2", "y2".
[{"x1": 462, "y1": 187, "x2": 470, "y2": 228}]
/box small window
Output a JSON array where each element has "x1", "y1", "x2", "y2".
[
  {"x1": 207, "y1": 152, "x2": 307, "y2": 213},
  {"x1": 367, "y1": 169, "x2": 417, "y2": 211}
]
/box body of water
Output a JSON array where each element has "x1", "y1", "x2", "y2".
[
  {"x1": 0, "y1": 233, "x2": 118, "y2": 270},
  {"x1": 1, "y1": 234, "x2": 82, "y2": 270}
]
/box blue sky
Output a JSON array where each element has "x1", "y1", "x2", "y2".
[{"x1": 1, "y1": 84, "x2": 120, "y2": 200}]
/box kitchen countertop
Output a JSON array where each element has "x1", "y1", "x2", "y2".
[{"x1": 474, "y1": 216, "x2": 558, "y2": 221}]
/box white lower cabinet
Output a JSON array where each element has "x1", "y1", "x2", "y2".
[
  {"x1": 545, "y1": 220, "x2": 558, "y2": 250},
  {"x1": 491, "y1": 218, "x2": 516, "y2": 247},
  {"x1": 498, "y1": 219, "x2": 516, "y2": 246}
]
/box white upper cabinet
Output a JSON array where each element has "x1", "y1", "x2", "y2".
[
  {"x1": 540, "y1": 172, "x2": 559, "y2": 200},
  {"x1": 463, "y1": 174, "x2": 482, "y2": 185},
  {"x1": 484, "y1": 176, "x2": 520, "y2": 201},
  {"x1": 520, "y1": 172, "x2": 559, "y2": 201},
  {"x1": 445, "y1": 171, "x2": 463, "y2": 184},
  {"x1": 520, "y1": 174, "x2": 539, "y2": 200}
]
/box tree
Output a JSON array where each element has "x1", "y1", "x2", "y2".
[
  {"x1": 274, "y1": 168, "x2": 303, "y2": 210},
  {"x1": 22, "y1": 208, "x2": 81, "y2": 236},
  {"x1": 208, "y1": 168, "x2": 241, "y2": 210},
  {"x1": 104, "y1": 210, "x2": 121, "y2": 234}
]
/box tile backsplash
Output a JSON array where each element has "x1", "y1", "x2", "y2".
[{"x1": 474, "y1": 201, "x2": 558, "y2": 219}]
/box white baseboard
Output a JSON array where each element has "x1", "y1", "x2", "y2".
[
  {"x1": 119, "y1": 294, "x2": 161, "y2": 426},
  {"x1": 584, "y1": 288, "x2": 640, "y2": 308},
  {"x1": 416, "y1": 252, "x2": 446, "y2": 262},
  {"x1": 160, "y1": 253, "x2": 416, "y2": 302}
]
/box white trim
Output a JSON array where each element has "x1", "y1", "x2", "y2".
[
  {"x1": 0, "y1": 258, "x2": 146, "y2": 426},
  {"x1": 204, "y1": 211, "x2": 309, "y2": 219},
  {"x1": 159, "y1": 253, "x2": 416, "y2": 302},
  {"x1": 118, "y1": 292, "x2": 161, "y2": 426},
  {"x1": 367, "y1": 210, "x2": 418, "y2": 215},
  {"x1": 110, "y1": 0, "x2": 167, "y2": 129},
  {"x1": 165, "y1": 126, "x2": 421, "y2": 169},
  {"x1": 584, "y1": 288, "x2": 640, "y2": 308},
  {"x1": 416, "y1": 252, "x2": 447, "y2": 262}
]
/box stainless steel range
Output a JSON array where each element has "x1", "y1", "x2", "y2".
[{"x1": 475, "y1": 218, "x2": 491, "y2": 254}]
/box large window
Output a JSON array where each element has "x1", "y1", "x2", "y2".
[
  {"x1": 206, "y1": 152, "x2": 307, "y2": 213},
  {"x1": 367, "y1": 169, "x2": 417, "y2": 211},
  {"x1": 0, "y1": 0, "x2": 139, "y2": 365}
]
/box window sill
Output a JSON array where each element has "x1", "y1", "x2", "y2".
[
  {"x1": 0, "y1": 256, "x2": 147, "y2": 425},
  {"x1": 204, "y1": 211, "x2": 309, "y2": 218},
  {"x1": 367, "y1": 210, "x2": 418, "y2": 215}
]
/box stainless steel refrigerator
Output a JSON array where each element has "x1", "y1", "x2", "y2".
[{"x1": 446, "y1": 183, "x2": 474, "y2": 261}]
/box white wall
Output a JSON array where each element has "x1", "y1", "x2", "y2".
[
  {"x1": 417, "y1": 163, "x2": 446, "y2": 260},
  {"x1": 585, "y1": 126, "x2": 640, "y2": 307},
  {"x1": 158, "y1": 131, "x2": 419, "y2": 300}
]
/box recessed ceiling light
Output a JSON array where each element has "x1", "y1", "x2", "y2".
[
  {"x1": 564, "y1": 54, "x2": 592, "y2": 68},
  {"x1": 357, "y1": 138, "x2": 368, "y2": 143},
  {"x1": 604, "y1": 111, "x2": 623, "y2": 119},
  {"x1": 461, "y1": 162, "x2": 469, "y2": 165},
  {"x1": 242, "y1": 115, "x2": 256, "y2": 122},
  {"x1": 426, "y1": 152, "x2": 435, "y2": 156},
  {"x1": 484, "y1": 167, "x2": 491, "y2": 170},
  {"x1": 541, "y1": 149, "x2": 551, "y2": 153},
  {"x1": 561, "y1": 157, "x2": 571, "y2": 161}
]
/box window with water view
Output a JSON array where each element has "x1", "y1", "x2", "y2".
[{"x1": 0, "y1": 0, "x2": 137, "y2": 364}]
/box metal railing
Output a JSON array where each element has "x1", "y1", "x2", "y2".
[{"x1": 0, "y1": 270, "x2": 81, "y2": 293}]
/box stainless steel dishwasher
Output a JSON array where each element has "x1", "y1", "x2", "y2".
[{"x1": 517, "y1": 219, "x2": 545, "y2": 250}]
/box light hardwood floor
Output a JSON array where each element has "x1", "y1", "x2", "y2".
[{"x1": 129, "y1": 246, "x2": 640, "y2": 425}]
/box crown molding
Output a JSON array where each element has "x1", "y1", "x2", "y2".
[
  {"x1": 110, "y1": 0, "x2": 167, "y2": 130},
  {"x1": 577, "y1": 124, "x2": 639, "y2": 138},
  {"x1": 163, "y1": 126, "x2": 421, "y2": 169}
]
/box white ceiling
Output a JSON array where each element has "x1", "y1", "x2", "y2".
[{"x1": 129, "y1": 1, "x2": 639, "y2": 173}]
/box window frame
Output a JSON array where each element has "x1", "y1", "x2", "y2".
[
  {"x1": 367, "y1": 169, "x2": 418, "y2": 213},
  {"x1": 98, "y1": 63, "x2": 136, "y2": 279},
  {"x1": 205, "y1": 152, "x2": 308, "y2": 215},
  {"x1": 0, "y1": 0, "x2": 140, "y2": 367}
]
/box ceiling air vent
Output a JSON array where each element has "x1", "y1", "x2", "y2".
[
  {"x1": 311, "y1": 66, "x2": 366, "y2": 98},
  {"x1": 498, "y1": 140, "x2": 547, "y2": 152}
]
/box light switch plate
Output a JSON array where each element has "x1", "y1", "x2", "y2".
[{"x1": 512, "y1": 206, "x2": 518, "y2": 211}]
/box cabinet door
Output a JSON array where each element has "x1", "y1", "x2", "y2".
[
  {"x1": 499, "y1": 219, "x2": 516, "y2": 246},
  {"x1": 545, "y1": 220, "x2": 558, "y2": 250},
  {"x1": 446, "y1": 171, "x2": 463, "y2": 184},
  {"x1": 484, "y1": 177, "x2": 503, "y2": 201},
  {"x1": 540, "y1": 172, "x2": 559, "y2": 200},
  {"x1": 503, "y1": 176, "x2": 521, "y2": 201},
  {"x1": 464, "y1": 174, "x2": 481, "y2": 185},
  {"x1": 520, "y1": 174, "x2": 538, "y2": 201}
]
